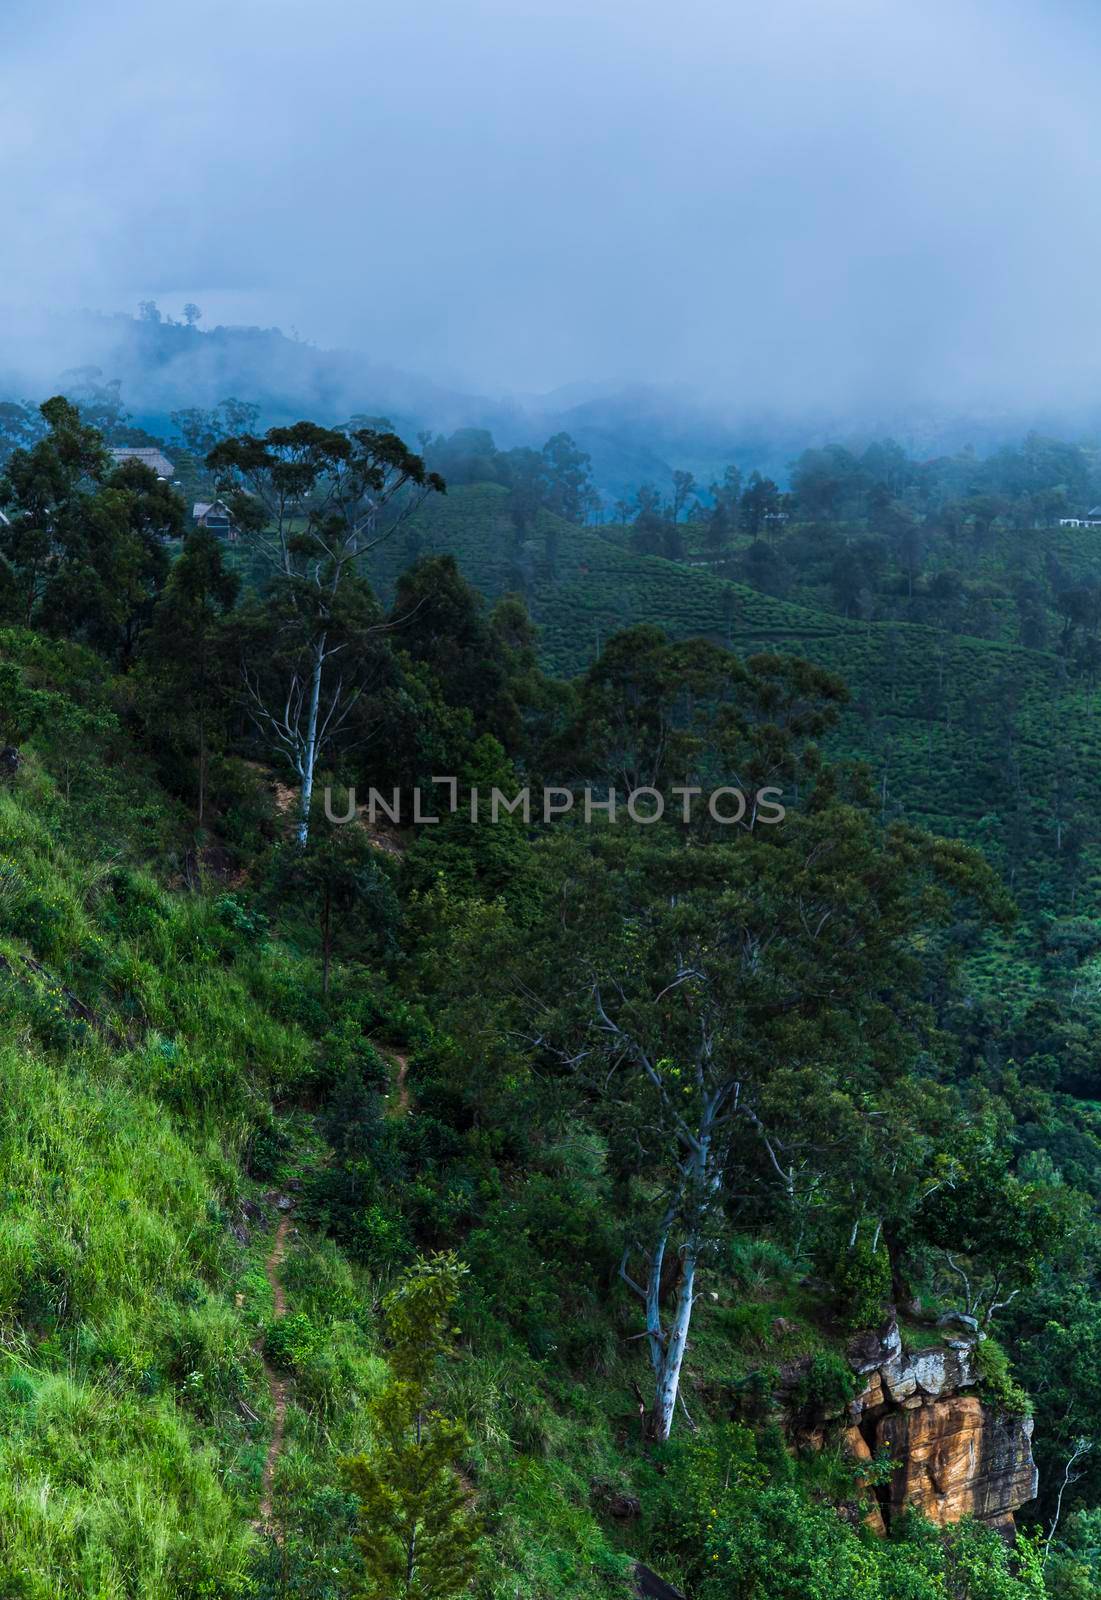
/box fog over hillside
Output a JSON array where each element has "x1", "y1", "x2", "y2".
[
  {"x1": 6, "y1": 306, "x2": 1101, "y2": 502},
  {"x1": 5, "y1": 0, "x2": 1101, "y2": 427}
]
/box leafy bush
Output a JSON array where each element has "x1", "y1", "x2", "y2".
[
  {"x1": 646, "y1": 1425, "x2": 1046, "y2": 1600},
  {"x1": 723, "y1": 1235, "x2": 797, "y2": 1294},
  {"x1": 213, "y1": 892, "x2": 269, "y2": 944},
  {"x1": 245, "y1": 1115, "x2": 294, "y2": 1181},
  {"x1": 834, "y1": 1236, "x2": 891, "y2": 1331},
  {"x1": 264, "y1": 1312, "x2": 322, "y2": 1372},
  {"x1": 974, "y1": 1337, "x2": 1032, "y2": 1415},
  {"x1": 787, "y1": 1352, "x2": 861, "y2": 1423},
  {"x1": 719, "y1": 1301, "x2": 777, "y2": 1345}
]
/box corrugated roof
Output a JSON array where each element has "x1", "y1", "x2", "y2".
[{"x1": 110, "y1": 447, "x2": 175, "y2": 477}]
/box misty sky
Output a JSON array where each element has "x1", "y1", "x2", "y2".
[{"x1": 2, "y1": 0, "x2": 1100, "y2": 410}]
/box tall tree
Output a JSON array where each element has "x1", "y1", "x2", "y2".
[
  {"x1": 140, "y1": 527, "x2": 239, "y2": 825},
  {"x1": 0, "y1": 401, "x2": 46, "y2": 468},
  {"x1": 271, "y1": 821, "x2": 399, "y2": 993},
  {"x1": 0, "y1": 396, "x2": 109, "y2": 624},
  {"x1": 709, "y1": 464, "x2": 743, "y2": 526},
  {"x1": 0, "y1": 396, "x2": 176, "y2": 659},
  {"x1": 540, "y1": 432, "x2": 594, "y2": 524},
  {"x1": 34, "y1": 461, "x2": 178, "y2": 666},
  {"x1": 208, "y1": 421, "x2": 444, "y2": 843},
  {"x1": 458, "y1": 639, "x2": 1006, "y2": 1441},
  {"x1": 501, "y1": 445, "x2": 546, "y2": 542},
  {"x1": 740, "y1": 471, "x2": 781, "y2": 537},
  {"x1": 516, "y1": 808, "x2": 1001, "y2": 1440},
  {"x1": 171, "y1": 398, "x2": 260, "y2": 459},
  {"x1": 671, "y1": 468, "x2": 696, "y2": 523}
]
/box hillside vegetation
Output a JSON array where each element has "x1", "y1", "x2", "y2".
[
  {"x1": 386, "y1": 484, "x2": 1101, "y2": 921},
  {"x1": 3, "y1": 402, "x2": 1101, "y2": 1597}
]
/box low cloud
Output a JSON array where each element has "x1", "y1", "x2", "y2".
[{"x1": 2, "y1": 0, "x2": 1100, "y2": 416}]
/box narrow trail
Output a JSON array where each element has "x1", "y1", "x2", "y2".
[
  {"x1": 251, "y1": 1045, "x2": 406, "y2": 1537},
  {"x1": 255, "y1": 1206, "x2": 293, "y2": 1539}
]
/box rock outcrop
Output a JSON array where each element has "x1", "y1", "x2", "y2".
[
  {"x1": 841, "y1": 1321, "x2": 1038, "y2": 1536},
  {"x1": 878, "y1": 1395, "x2": 1037, "y2": 1534}
]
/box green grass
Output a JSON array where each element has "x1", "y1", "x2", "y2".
[
  {"x1": 0, "y1": 696, "x2": 637, "y2": 1597},
  {"x1": 0, "y1": 733, "x2": 320, "y2": 1595},
  {"x1": 0, "y1": 1031, "x2": 259, "y2": 1598}
]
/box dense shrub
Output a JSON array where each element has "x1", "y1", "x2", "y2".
[
  {"x1": 974, "y1": 1337, "x2": 1032, "y2": 1415},
  {"x1": 834, "y1": 1236, "x2": 892, "y2": 1331},
  {"x1": 786, "y1": 1352, "x2": 861, "y2": 1424},
  {"x1": 264, "y1": 1311, "x2": 322, "y2": 1372}
]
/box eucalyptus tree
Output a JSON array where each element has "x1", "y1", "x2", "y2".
[
  {"x1": 526, "y1": 816, "x2": 995, "y2": 1439},
  {"x1": 208, "y1": 421, "x2": 444, "y2": 842},
  {"x1": 140, "y1": 527, "x2": 240, "y2": 825},
  {"x1": 493, "y1": 643, "x2": 1006, "y2": 1441}
]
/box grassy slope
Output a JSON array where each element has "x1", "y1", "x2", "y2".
[
  {"x1": 0, "y1": 742, "x2": 384, "y2": 1598},
  {"x1": 0, "y1": 649, "x2": 643, "y2": 1600}
]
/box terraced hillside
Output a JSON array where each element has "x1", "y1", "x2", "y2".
[{"x1": 378, "y1": 485, "x2": 1101, "y2": 921}]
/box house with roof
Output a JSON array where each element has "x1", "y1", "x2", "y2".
[
  {"x1": 192, "y1": 500, "x2": 237, "y2": 540},
  {"x1": 109, "y1": 447, "x2": 176, "y2": 480},
  {"x1": 1058, "y1": 505, "x2": 1101, "y2": 528}
]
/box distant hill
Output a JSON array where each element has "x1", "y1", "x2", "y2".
[{"x1": 7, "y1": 307, "x2": 1101, "y2": 502}]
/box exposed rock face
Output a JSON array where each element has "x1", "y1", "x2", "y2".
[
  {"x1": 881, "y1": 1339, "x2": 976, "y2": 1404},
  {"x1": 634, "y1": 1564, "x2": 686, "y2": 1600},
  {"x1": 835, "y1": 1320, "x2": 1037, "y2": 1536},
  {"x1": 878, "y1": 1396, "x2": 1038, "y2": 1534},
  {"x1": 844, "y1": 1424, "x2": 888, "y2": 1537},
  {"x1": 848, "y1": 1320, "x2": 902, "y2": 1374}
]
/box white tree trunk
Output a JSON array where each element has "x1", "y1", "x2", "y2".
[
  {"x1": 641, "y1": 1106, "x2": 715, "y2": 1441},
  {"x1": 651, "y1": 1244, "x2": 698, "y2": 1441},
  {"x1": 645, "y1": 1224, "x2": 669, "y2": 1377},
  {"x1": 296, "y1": 634, "x2": 326, "y2": 846}
]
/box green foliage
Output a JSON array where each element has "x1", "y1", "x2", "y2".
[
  {"x1": 264, "y1": 1312, "x2": 322, "y2": 1372},
  {"x1": 342, "y1": 1254, "x2": 483, "y2": 1600},
  {"x1": 136, "y1": 527, "x2": 239, "y2": 823},
  {"x1": 973, "y1": 1338, "x2": 1032, "y2": 1416},
  {"x1": 646, "y1": 1427, "x2": 1046, "y2": 1600},
  {"x1": 835, "y1": 1236, "x2": 892, "y2": 1331},
  {"x1": 9, "y1": 400, "x2": 1101, "y2": 1595},
  {"x1": 786, "y1": 1353, "x2": 861, "y2": 1423}
]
